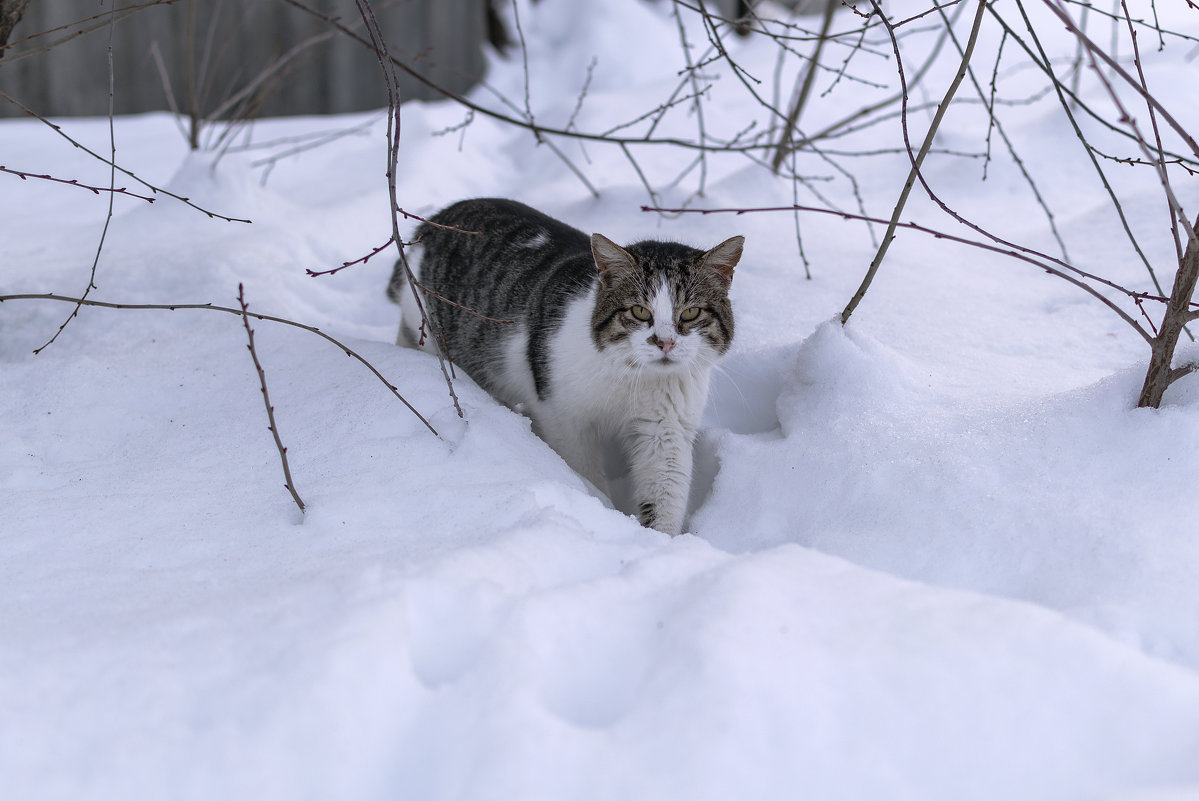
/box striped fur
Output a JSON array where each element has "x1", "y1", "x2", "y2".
[{"x1": 388, "y1": 198, "x2": 741, "y2": 535}]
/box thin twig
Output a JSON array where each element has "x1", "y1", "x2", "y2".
[
  {"x1": 771, "y1": 0, "x2": 836, "y2": 172},
  {"x1": 1115, "y1": 0, "x2": 1195, "y2": 252},
  {"x1": 396, "y1": 207, "x2": 482, "y2": 236},
  {"x1": 307, "y1": 236, "x2": 396, "y2": 277},
  {"x1": 353, "y1": 0, "x2": 463, "y2": 418},
  {"x1": 0, "y1": 165, "x2": 156, "y2": 202},
  {"x1": 0, "y1": 293, "x2": 439, "y2": 435},
  {"x1": 673, "y1": 4, "x2": 709, "y2": 194},
  {"x1": 1003, "y1": 2, "x2": 1166, "y2": 296},
  {"x1": 0, "y1": 89, "x2": 252, "y2": 223},
  {"x1": 1040, "y1": 0, "x2": 1199, "y2": 160},
  {"x1": 643, "y1": 203, "x2": 1157, "y2": 344},
  {"x1": 933, "y1": 2, "x2": 1071, "y2": 262},
  {"x1": 34, "y1": 6, "x2": 119, "y2": 354},
  {"x1": 237, "y1": 283, "x2": 305, "y2": 514},
  {"x1": 276, "y1": 0, "x2": 783, "y2": 155},
  {"x1": 841, "y1": 0, "x2": 988, "y2": 325}
]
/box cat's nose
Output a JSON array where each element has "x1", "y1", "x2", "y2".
[{"x1": 655, "y1": 337, "x2": 676, "y2": 355}]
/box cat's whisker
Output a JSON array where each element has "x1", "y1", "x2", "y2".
[
  {"x1": 707, "y1": 360, "x2": 748, "y2": 410},
  {"x1": 389, "y1": 198, "x2": 741, "y2": 537}
]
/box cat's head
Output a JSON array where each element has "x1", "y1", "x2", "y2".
[{"x1": 589, "y1": 234, "x2": 741, "y2": 373}]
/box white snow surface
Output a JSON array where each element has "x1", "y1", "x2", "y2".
[{"x1": 3, "y1": 2, "x2": 1199, "y2": 799}]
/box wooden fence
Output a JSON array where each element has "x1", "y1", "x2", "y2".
[
  {"x1": 0, "y1": 0, "x2": 488, "y2": 118},
  {"x1": 0, "y1": 0, "x2": 824, "y2": 120}
]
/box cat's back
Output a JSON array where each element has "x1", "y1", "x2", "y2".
[
  {"x1": 415, "y1": 199, "x2": 593, "y2": 313},
  {"x1": 409, "y1": 199, "x2": 598, "y2": 400},
  {"x1": 422, "y1": 198, "x2": 586, "y2": 245}
]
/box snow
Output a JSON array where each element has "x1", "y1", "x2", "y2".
[{"x1": 3, "y1": 1, "x2": 1199, "y2": 799}]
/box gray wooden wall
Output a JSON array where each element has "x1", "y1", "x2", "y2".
[
  {"x1": 0, "y1": 0, "x2": 829, "y2": 120},
  {"x1": 0, "y1": 0, "x2": 488, "y2": 118}
]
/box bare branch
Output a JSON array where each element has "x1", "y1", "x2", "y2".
[
  {"x1": 1139, "y1": 214, "x2": 1199, "y2": 407},
  {"x1": 0, "y1": 1, "x2": 181, "y2": 65},
  {"x1": 307, "y1": 236, "x2": 396, "y2": 278},
  {"x1": 0, "y1": 293, "x2": 439, "y2": 435},
  {"x1": 934, "y1": 4, "x2": 1070, "y2": 263},
  {"x1": 353, "y1": 0, "x2": 463, "y2": 418},
  {"x1": 841, "y1": 0, "x2": 988, "y2": 325},
  {"x1": 771, "y1": 0, "x2": 836, "y2": 172},
  {"x1": 1041, "y1": 0, "x2": 1199, "y2": 160},
  {"x1": 0, "y1": 165, "x2": 156, "y2": 202},
  {"x1": 237, "y1": 283, "x2": 305, "y2": 515},
  {"x1": 1003, "y1": 2, "x2": 1168, "y2": 297},
  {"x1": 0, "y1": 89, "x2": 252, "y2": 223},
  {"x1": 672, "y1": 4, "x2": 709, "y2": 194},
  {"x1": 643, "y1": 202, "x2": 1155, "y2": 344},
  {"x1": 35, "y1": 7, "x2": 120, "y2": 354}
]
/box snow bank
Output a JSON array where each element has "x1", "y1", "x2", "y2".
[{"x1": 4, "y1": 1, "x2": 1199, "y2": 799}]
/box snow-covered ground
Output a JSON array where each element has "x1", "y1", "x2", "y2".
[{"x1": 3, "y1": 2, "x2": 1199, "y2": 799}]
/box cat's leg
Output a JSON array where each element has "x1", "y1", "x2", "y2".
[{"x1": 626, "y1": 414, "x2": 695, "y2": 536}]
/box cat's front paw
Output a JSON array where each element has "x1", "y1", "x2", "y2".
[{"x1": 638, "y1": 502, "x2": 684, "y2": 537}]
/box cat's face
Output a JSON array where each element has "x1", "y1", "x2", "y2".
[{"x1": 589, "y1": 235, "x2": 741, "y2": 373}]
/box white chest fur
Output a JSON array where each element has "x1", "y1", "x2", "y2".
[{"x1": 510, "y1": 293, "x2": 714, "y2": 536}]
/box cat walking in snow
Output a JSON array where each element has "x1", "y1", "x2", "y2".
[{"x1": 388, "y1": 198, "x2": 741, "y2": 536}]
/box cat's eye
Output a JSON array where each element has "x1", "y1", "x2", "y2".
[
  {"x1": 629, "y1": 305, "x2": 652, "y2": 322},
  {"x1": 680, "y1": 306, "x2": 702, "y2": 322}
]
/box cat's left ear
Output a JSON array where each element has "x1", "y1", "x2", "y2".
[
  {"x1": 591, "y1": 234, "x2": 635, "y2": 283},
  {"x1": 701, "y1": 235, "x2": 744, "y2": 284}
]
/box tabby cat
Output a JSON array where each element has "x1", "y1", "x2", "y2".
[{"x1": 388, "y1": 198, "x2": 741, "y2": 536}]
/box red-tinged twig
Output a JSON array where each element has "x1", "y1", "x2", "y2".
[
  {"x1": 1133, "y1": 295, "x2": 1160, "y2": 337},
  {"x1": 305, "y1": 210, "x2": 483, "y2": 278},
  {"x1": 1040, "y1": 0, "x2": 1199, "y2": 160},
  {"x1": 0, "y1": 165, "x2": 157, "y2": 202},
  {"x1": 932, "y1": 3, "x2": 1071, "y2": 264},
  {"x1": 307, "y1": 236, "x2": 396, "y2": 277},
  {"x1": 1002, "y1": 3, "x2": 1167, "y2": 297},
  {"x1": 1074, "y1": 1, "x2": 1199, "y2": 406},
  {"x1": 33, "y1": 7, "x2": 119, "y2": 354},
  {"x1": 641, "y1": 202, "x2": 1160, "y2": 344},
  {"x1": 1114, "y1": 0, "x2": 1195, "y2": 255},
  {"x1": 353, "y1": 0, "x2": 463, "y2": 418},
  {"x1": 396, "y1": 207, "x2": 482, "y2": 236},
  {"x1": 0, "y1": 293, "x2": 439, "y2": 436},
  {"x1": 0, "y1": 89, "x2": 252, "y2": 224},
  {"x1": 237, "y1": 283, "x2": 305, "y2": 514}
]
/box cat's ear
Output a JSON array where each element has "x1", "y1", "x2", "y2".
[
  {"x1": 701, "y1": 236, "x2": 744, "y2": 284},
  {"x1": 591, "y1": 234, "x2": 635, "y2": 282}
]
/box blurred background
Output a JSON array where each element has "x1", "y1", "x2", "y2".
[{"x1": 0, "y1": 0, "x2": 828, "y2": 119}]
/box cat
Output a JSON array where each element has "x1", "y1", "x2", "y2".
[{"x1": 387, "y1": 198, "x2": 741, "y2": 536}]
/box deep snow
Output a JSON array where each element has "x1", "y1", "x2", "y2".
[{"x1": 3, "y1": 1, "x2": 1199, "y2": 799}]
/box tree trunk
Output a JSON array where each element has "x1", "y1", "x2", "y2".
[
  {"x1": 1137, "y1": 215, "x2": 1199, "y2": 408},
  {"x1": 0, "y1": 0, "x2": 33, "y2": 52}
]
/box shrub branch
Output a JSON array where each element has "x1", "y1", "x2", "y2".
[{"x1": 238, "y1": 283, "x2": 305, "y2": 514}]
